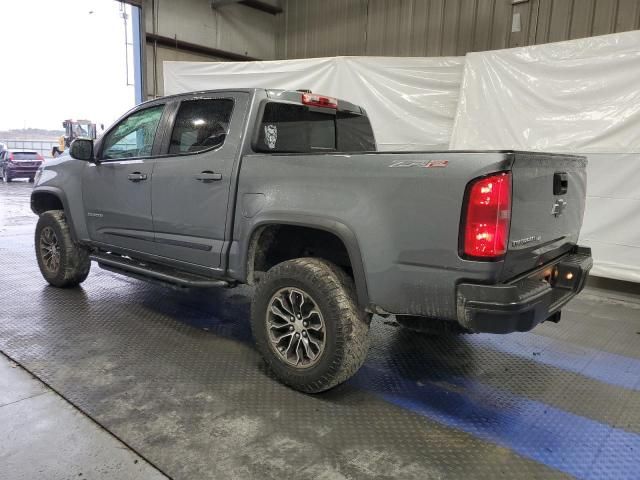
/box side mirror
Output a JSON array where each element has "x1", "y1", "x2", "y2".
[{"x1": 69, "y1": 138, "x2": 94, "y2": 162}]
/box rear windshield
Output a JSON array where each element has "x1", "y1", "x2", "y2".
[
  {"x1": 337, "y1": 111, "x2": 377, "y2": 151},
  {"x1": 13, "y1": 152, "x2": 39, "y2": 159},
  {"x1": 255, "y1": 102, "x2": 376, "y2": 153}
]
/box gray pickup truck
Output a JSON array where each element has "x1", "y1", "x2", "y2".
[{"x1": 31, "y1": 88, "x2": 592, "y2": 393}]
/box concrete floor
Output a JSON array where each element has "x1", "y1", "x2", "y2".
[
  {"x1": 0, "y1": 352, "x2": 165, "y2": 480},
  {"x1": 1, "y1": 179, "x2": 640, "y2": 479}
]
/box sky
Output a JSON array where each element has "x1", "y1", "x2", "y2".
[{"x1": 0, "y1": 0, "x2": 136, "y2": 132}]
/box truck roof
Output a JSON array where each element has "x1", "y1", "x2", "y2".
[{"x1": 144, "y1": 88, "x2": 365, "y2": 114}]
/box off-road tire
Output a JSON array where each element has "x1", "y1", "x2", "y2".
[
  {"x1": 251, "y1": 258, "x2": 370, "y2": 393},
  {"x1": 35, "y1": 210, "x2": 91, "y2": 288},
  {"x1": 395, "y1": 315, "x2": 471, "y2": 335}
]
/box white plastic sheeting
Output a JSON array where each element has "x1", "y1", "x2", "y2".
[
  {"x1": 449, "y1": 31, "x2": 640, "y2": 152},
  {"x1": 163, "y1": 56, "x2": 464, "y2": 150},
  {"x1": 579, "y1": 153, "x2": 640, "y2": 282},
  {"x1": 449, "y1": 31, "x2": 640, "y2": 283}
]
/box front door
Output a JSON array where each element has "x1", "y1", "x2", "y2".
[
  {"x1": 82, "y1": 104, "x2": 165, "y2": 253},
  {"x1": 151, "y1": 93, "x2": 248, "y2": 271}
]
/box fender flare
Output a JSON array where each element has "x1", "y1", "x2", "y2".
[{"x1": 31, "y1": 186, "x2": 79, "y2": 242}]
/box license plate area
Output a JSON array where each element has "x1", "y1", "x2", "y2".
[
  {"x1": 517, "y1": 259, "x2": 580, "y2": 291},
  {"x1": 506, "y1": 248, "x2": 592, "y2": 293},
  {"x1": 550, "y1": 263, "x2": 581, "y2": 291}
]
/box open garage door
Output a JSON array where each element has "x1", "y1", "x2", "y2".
[{"x1": 0, "y1": 0, "x2": 144, "y2": 155}]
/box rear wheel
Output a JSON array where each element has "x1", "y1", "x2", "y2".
[
  {"x1": 28, "y1": 177, "x2": 35, "y2": 183},
  {"x1": 35, "y1": 210, "x2": 91, "y2": 288},
  {"x1": 2, "y1": 168, "x2": 11, "y2": 183},
  {"x1": 251, "y1": 258, "x2": 370, "y2": 393},
  {"x1": 395, "y1": 315, "x2": 470, "y2": 335}
]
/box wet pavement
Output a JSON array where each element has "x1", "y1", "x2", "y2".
[{"x1": 0, "y1": 179, "x2": 34, "y2": 231}]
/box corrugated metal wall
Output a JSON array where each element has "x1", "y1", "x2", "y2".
[
  {"x1": 143, "y1": 0, "x2": 279, "y2": 98},
  {"x1": 146, "y1": 45, "x2": 229, "y2": 99},
  {"x1": 281, "y1": 0, "x2": 640, "y2": 58}
]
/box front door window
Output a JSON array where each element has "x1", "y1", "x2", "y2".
[{"x1": 101, "y1": 105, "x2": 164, "y2": 160}]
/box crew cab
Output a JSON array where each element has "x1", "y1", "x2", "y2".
[{"x1": 30, "y1": 89, "x2": 592, "y2": 393}]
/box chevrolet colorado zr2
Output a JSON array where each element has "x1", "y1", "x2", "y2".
[{"x1": 31, "y1": 89, "x2": 592, "y2": 393}]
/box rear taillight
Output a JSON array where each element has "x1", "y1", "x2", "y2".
[
  {"x1": 36, "y1": 154, "x2": 45, "y2": 161},
  {"x1": 301, "y1": 92, "x2": 337, "y2": 109},
  {"x1": 7, "y1": 153, "x2": 14, "y2": 163},
  {"x1": 461, "y1": 172, "x2": 512, "y2": 259}
]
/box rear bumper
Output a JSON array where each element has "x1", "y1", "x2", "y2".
[
  {"x1": 6, "y1": 164, "x2": 39, "y2": 178},
  {"x1": 456, "y1": 246, "x2": 593, "y2": 334}
]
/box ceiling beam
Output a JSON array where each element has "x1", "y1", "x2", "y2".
[
  {"x1": 211, "y1": 0, "x2": 282, "y2": 15},
  {"x1": 146, "y1": 33, "x2": 261, "y2": 61}
]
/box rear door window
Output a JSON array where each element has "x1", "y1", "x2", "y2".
[{"x1": 168, "y1": 98, "x2": 234, "y2": 154}]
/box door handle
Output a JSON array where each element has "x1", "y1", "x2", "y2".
[
  {"x1": 553, "y1": 172, "x2": 568, "y2": 195},
  {"x1": 195, "y1": 171, "x2": 222, "y2": 182},
  {"x1": 127, "y1": 172, "x2": 148, "y2": 182}
]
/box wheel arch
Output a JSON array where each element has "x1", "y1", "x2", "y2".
[{"x1": 245, "y1": 217, "x2": 370, "y2": 308}]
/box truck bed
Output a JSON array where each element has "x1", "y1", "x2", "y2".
[{"x1": 232, "y1": 150, "x2": 587, "y2": 320}]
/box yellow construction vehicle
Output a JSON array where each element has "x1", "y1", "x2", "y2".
[{"x1": 52, "y1": 119, "x2": 97, "y2": 157}]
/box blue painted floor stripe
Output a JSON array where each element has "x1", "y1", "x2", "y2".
[
  {"x1": 468, "y1": 332, "x2": 640, "y2": 391},
  {"x1": 351, "y1": 364, "x2": 640, "y2": 480}
]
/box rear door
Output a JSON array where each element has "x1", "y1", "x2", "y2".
[
  {"x1": 502, "y1": 152, "x2": 587, "y2": 279},
  {"x1": 150, "y1": 92, "x2": 249, "y2": 271},
  {"x1": 82, "y1": 103, "x2": 165, "y2": 252}
]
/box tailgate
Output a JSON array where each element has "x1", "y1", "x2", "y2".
[{"x1": 501, "y1": 152, "x2": 587, "y2": 280}]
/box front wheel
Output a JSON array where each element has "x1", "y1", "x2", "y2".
[
  {"x1": 35, "y1": 210, "x2": 91, "y2": 288},
  {"x1": 251, "y1": 258, "x2": 370, "y2": 393}
]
